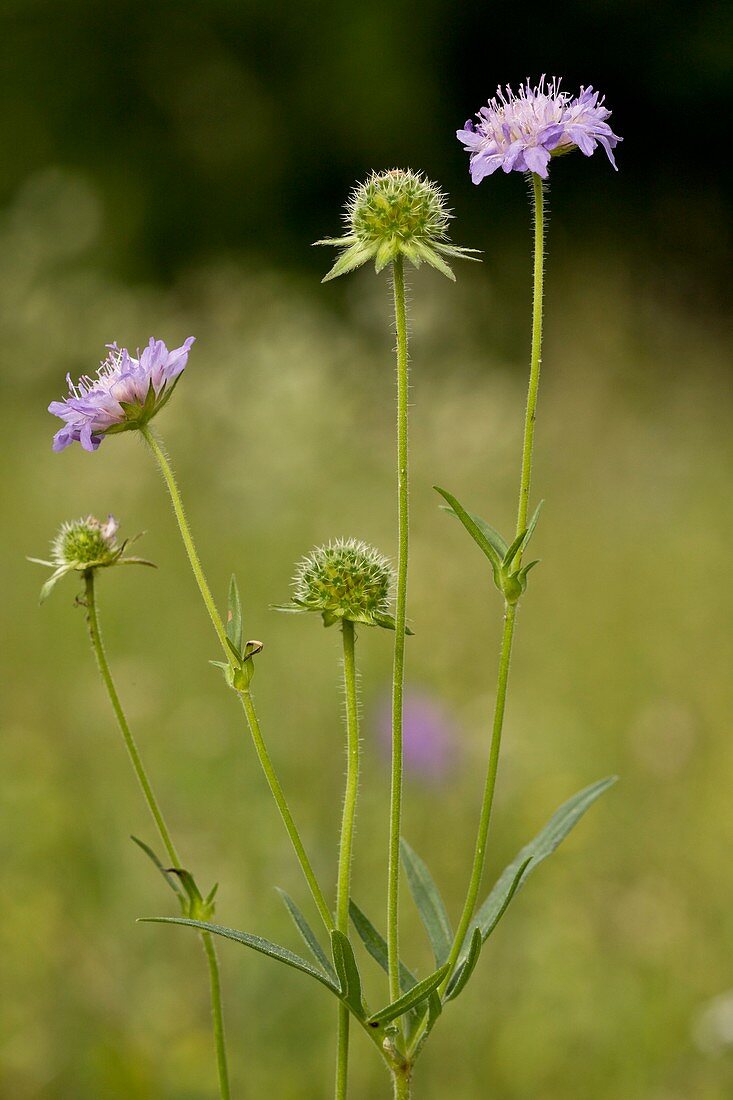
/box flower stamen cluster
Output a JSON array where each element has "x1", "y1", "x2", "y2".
[
  {"x1": 317, "y1": 169, "x2": 479, "y2": 281},
  {"x1": 458, "y1": 76, "x2": 621, "y2": 182}
]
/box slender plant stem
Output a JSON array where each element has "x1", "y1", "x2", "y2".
[
  {"x1": 202, "y1": 931, "x2": 232, "y2": 1100},
  {"x1": 391, "y1": 1065, "x2": 413, "y2": 1100},
  {"x1": 439, "y1": 601, "x2": 516, "y2": 987},
  {"x1": 432, "y1": 172, "x2": 547, "y2": 1005},
  {"x1": 139, "y1": 425, "x2": 229, "y2": 656},
  {"x1": 334, "y1": 619, "x2": 360, "y2": 1099},
  {"x1": 239, "y1": 691, "x2": 333, "y2": 930},
  {"x1": 140, "y1": 423, "x2": 333, "y2": 932},
  {"x1": 388, "y1": 255, "x2": 410, "y2": 1009},
  {"x1": 515, "y1": 172, "x2": 546, "y2": 544},
  {"x1": 84, "y1": 571, "x2": 231, "y2": 1100},
  {"x1": 84, "y1": 571, "x2": 180, "y2": 869}
]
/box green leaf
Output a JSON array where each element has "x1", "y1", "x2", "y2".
[
  {"x1": 330, "y1": 930, "x2": 366, "y2": 1018},
  {"x1": 503, "y1": 528, "x2": 528, "y2": 569},
  {"x1": 130, "y1": 836, "x2": 184, "y2": 898},
  {"x1": 400, "y1": 839, "x2": 453, "y2": 967},
  {"x1": 445, "y1": 927, "x2": 482, "y2": 1001},
  {"x1": 434, "y1": 486, "x2": 506, "y2": 585},
  {"x1": 366, "y1": 964, "x2": 449, "y2": 1027},
  {"x1": 39, "y1": 565, "x2": 73, "y2": 603},
  {"x1": 167, "y1": 868, "x2": 203, "y2": 909},
  {"x1": 371, "y1": 612, "x2": 415, "y2": 636},
  {"x1": 141, "y1": 917, "x2": 340, "y2": 994},
  {"x1": 465, "y1": 777, "x2": 618, "y2": 953},
  {"x1": 521, "y1": 500, "x2": 543, "y2": 554},
  {"x1": 277, "y1": 889, "x2": 336, "y2": 982},
  {"x1": 322, "y1": 243, "x2": 374, "y2": 282},
  {"x1": 519, "y1": 559, "x2": 541, "y2": 582},
  {"x1": 349, "y1": 901, "x2": 418, "y2": 993},
  {"x1": 226, "y1": 575, "x2": 243, "y2": 654},
  {"x1": 415, "y1": 242, "x2": 456, "y2": 282},
  {"x1": 418, "y1": 990, "x2": 444, "y2": 1054}
]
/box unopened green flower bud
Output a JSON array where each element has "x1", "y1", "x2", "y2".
[
  {"x1": 317, "y1": 169, "x2": 479, "y2": 281},
  {"x1": 29, "y1": 515, "x2": 154, "y2": 603},
  {"x1": 276, "y1": 539, "x2": 398, "y2": 629},
  {"x1": 52, "y1": 515, "x2": 120, "y2": 568}
]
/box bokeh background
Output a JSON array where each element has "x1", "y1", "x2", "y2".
[{"x1": 2, "y1": 1, "x2": 732, "y2": 1097}]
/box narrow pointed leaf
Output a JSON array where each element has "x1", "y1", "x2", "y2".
[
  {"x1": 400, "y1": 839, "x2": 453, "y2": 967},
  {"x1": 141, "y1": 917, "x2": 340, "y2": 993},
  {"x1": 445, "y1": 927, "x2": 482, "y2": 1001},
  {"x1": 503, "y1": 528, "x2": 528, "y2": 569},
  {"x1": 130, "y1": 836, "x2": 184, "y2": 898},
  {"x1": 434, "y1": 487, "x2": 507, "y2": 577},
  {"x1": 226, "y1": 575, "x2": 243, "y2": 653},
  {"x1": 322, "y1": 244, "x2": 373, "y2": 282},
  {"x1": 330, "y1": 930, "x2": 366, "y2": 1018},
  {"x1": 277, "y1": 889, "x2": 336, "y2": 981},
  {"x1": 521, "y1": 500, "x2": 544, "y2": 553},
  {"x1": 349, "y1": 900, "x2": 418, "y2": 992},
  {"x1": 412, "y1": 990, "x2": 443, "y2": 1059},
  {"x1": 167, "y1": 868, "x2": 202, "y2": 906},
  {"x1": 415, "y1": 243, "x2": 456, "y2": 281},
  {"x1": 467, "y1": 777, "x2": 617, "y2": 950},
  {"x1": 519, "y1": 559, "x2": 541, "y2": 580},
  {"x1": 39, "y1": 565, "x2": 74, "y2": 603},
  {"x1": 367, "y1": 964, "x2": 449, "y2": 1027}
]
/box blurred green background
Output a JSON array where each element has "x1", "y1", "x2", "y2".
[{"x1": 1, "y1": 1, "x2": 732, "y2": 1097}]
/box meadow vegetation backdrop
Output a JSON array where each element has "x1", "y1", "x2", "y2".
[{"x1": 1, "y1": 1, "x2": 731, "y2": 1097}]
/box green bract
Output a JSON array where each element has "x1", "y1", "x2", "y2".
[
  {"x1": 275, "y1": 538, "x2": 400, "y2": 630},
  {"x1": 316, "y1": 169, "x2": 479, "y2": 281}
]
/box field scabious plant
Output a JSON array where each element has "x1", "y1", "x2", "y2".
[{"x1": 37, "y1": 78, "x2": 621, "y2": 1099}]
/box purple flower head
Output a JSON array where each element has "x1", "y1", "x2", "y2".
[
  {"x1": 376, "y1": 689, "x2": 457, "y2": 783},
  {"x1": 49, "y1": 336, "x2": 195, "y2": 452},
  {"x1": 457, "y1": 77, "x2": 621, "y2": 184}
]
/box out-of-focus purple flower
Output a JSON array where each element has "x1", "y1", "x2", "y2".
[
  {"x1": 457, "y1": 77, "x2": 621, "y2": 183},
  {"x1": 376, "y1": 690, "x2": 457, "y2": 782},
  {"x1": 49, "y1": 336, "x2": 194, "y2": 452}
]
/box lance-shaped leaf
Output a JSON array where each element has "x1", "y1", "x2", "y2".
[
  {"x1": 331, "y1": 930, "x2": 366, "y2": 1018},
  {"x1": 400, "y1": 839, "x2": 453, "y2": 967},
  {"x1": 141, "y1": 917, "x2": 339, "y2": 994},
  {"x1": 434, "y1": 486, "x2": 505, "y2": 586},
  {"x1": 503, "y1": 501, "x2": 544, "y2": 570},
  {"x1": 411, "y1": 990, "x2": 443, "y2": 1060},
  {"x1": 461, "y1": 776, "x2": 618, "y2": 959},
  {"x1": 366, "y1": 964, "x2": 449, "y2": 1028},
  {"x1": 226, "y1": 574, "x2": 243, "y2": 656},
  {"x1": 130, "y1": 836, "x2": 184, "y2": 899},
  {"x1": 277, "y1": 889, "x2": 336, "y2": 981},
  {"x1": 445, "y1": 927, "x2": 482, "y2": 1001}
]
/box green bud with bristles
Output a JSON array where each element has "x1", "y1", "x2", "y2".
[
  {"x1": 274, "y1": 538, "x2": 407, "y2": 632},
  {"x1": 316, "y1": 168, "x2": 480, "y2": 282},
  {"x1": 28, "y1": 515, "x2": 155, "y2": 603}
]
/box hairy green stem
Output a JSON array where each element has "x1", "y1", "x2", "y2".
[
  {"x1": 140, "y1": 424, "x2": 333, "y2": 932},
  {"x1": 391, "y1": 1064, "x2": 413, "y2": 1100},
  {"x1": 388, "y1": 255, "x2": 409, "y2": 1010},
  {"x1": 427, "y1": 172, "x2": 546, "y2": 1016},
  {"x1": 202, "y1": 931, "x2": 232, "y2": 1100},
  {"x1": 84, "y1": 570, "x2": 181, "y2": 868},
  {"x1": 84, "y1": 571, "x2": 231, "y2": 1100},
  {"x1": 335, "y1": 619, "x2": 360, "y2": 1099},
  {"x1": 515, "y1": 173, "x2": 546, "y2": 543}
]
